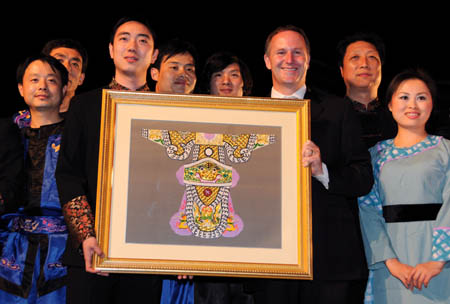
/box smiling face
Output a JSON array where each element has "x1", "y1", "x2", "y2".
[
  {"x1": 340, "y1": 41, "x2": 381, "y2": 92},
  {"x1": 151, "y1": 53, "x2": 196, "y2": 94},
  {"x1": 264, "y1": 30, "x2": 310, "y2": 95},
  {"x1": 18, "y1": 60, "x2": 66, "y2": 112},
  {"x1": 109, "y1": 21, "x2": 157, "y2": 79},
  {"x1": 389, "y1": 78, "x2": 433, "y2": 133},
  {"x1": 210, "y1": 63, "x2": 244, "y2": 97}
]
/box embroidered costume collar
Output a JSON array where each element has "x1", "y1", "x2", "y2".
[
  {"x1": 108, "y1": 78, "x2": 150, "y2": 92},
  {"x1": 377, "y1": 135, "x2": 441, "y2": 155}
]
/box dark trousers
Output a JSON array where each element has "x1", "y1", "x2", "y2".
[
  {"x1": 195, "y1": 277, "x2": 254, "y2": 304},
  {"x1": 66, "y1": 266, "x2": 162, "y2": 304},
  {"x1": 250, "y1": 278, "x2": 367, "y2": 304}
]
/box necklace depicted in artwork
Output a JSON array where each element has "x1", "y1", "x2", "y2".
[{"x1": 142, "y1": 129, "x2": 275, "y2": 239}]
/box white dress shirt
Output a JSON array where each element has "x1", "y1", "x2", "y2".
[{"x1": 271, "y1": 86, "x2": 307, "y2": 100}]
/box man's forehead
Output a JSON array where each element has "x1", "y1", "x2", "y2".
[
  {"x1": 116, "y1": 31, "x2": 151, "y2": 38},
  {"x1": 163, "y1": 53, "x2": 195, "y2": 65},
  {"x1": 114, "y1": 21, "x2": 152, "y2": 39},
  {"x1": 269, "y1": 31, "x2": 308, "y2": 51},
  {"x1": 50, "y1": 47, "x2": 83, "y2": 60},
  {"x1": 346, "y1": 41, "x2": 379, "y2": 54},
  {"x1": 25, "y1": 60, "x2": 59, "y2": 76}
]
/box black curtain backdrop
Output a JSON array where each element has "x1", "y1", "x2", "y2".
[{"x1": 4, "y1": 7, "x2": 449, "y2": 120}]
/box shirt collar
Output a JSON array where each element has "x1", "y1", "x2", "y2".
[
  {"x1": 345, "y1": 96, "x2": 381, "y2": 112},
  {"x1": 271, "y1": 85, "x2": 307, "y2": 99},
  {"x1": 108, "y1": 78, "x2": 150, "y2": 92}
]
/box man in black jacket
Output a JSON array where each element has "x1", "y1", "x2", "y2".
[
  {"x1": 337, "y1": 32, "x2": 396, "y2": 148},
  {"x1": 55, "y1": 16, "x2": 161, "y2": 304},
  {"x1": 252, "y1": 25, "x2": 373, "y2": 304}
]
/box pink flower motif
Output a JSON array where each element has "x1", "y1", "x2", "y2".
[{"x1": 203, "y1": 133, "x2": 216, "y2": 140}]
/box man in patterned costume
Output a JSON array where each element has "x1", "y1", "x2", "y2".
[{"x1": 0, "y1": 54, "x2": 68, "y2": 303}]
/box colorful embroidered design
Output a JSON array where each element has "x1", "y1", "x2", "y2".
[
  {"x1": 10, "y1": 216, "x2": 67, "y2": 234},
  {"x1": 13, "y1": 110, "x2": 31, "y2": 128},
  {"x1": 51, "y1": 142, "x2": 60, "y2": 153},
  {"x1": 62, "y1": 195, "x2": 96, "y2": 247},
  {"x1": 142, "y1": 129, "x2": 275, "y2": 239},
  {"x1": 108, "y1": 78, "x2": 150, "y2": 92},
  {"x1": 184, "y1": 158, "x2": 232, "y2": 186},
  {"x1": 0, "y1": 256, "x2": 20, "y2": 271}
]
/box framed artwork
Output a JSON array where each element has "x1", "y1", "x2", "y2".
[{"x1": 94, "y1": 90, "x2": 312, "y2": 279}]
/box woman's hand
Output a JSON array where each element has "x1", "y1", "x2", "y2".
[
  {"x1": 409, "y1": 261, "x2": 445, "y2": 290},
  {"x1": 385, "y1": 258, "x2": 414, "y2": 289}
]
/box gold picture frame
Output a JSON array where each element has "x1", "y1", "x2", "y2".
[{"x1": 94, "y1": 89, "x2": 312, "y2": 280}]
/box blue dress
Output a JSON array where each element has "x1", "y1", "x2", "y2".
[
  {"x1": 0, "y1": 111, "x2": 68, "y2": 304},
  {"x1": 358, "y1": 135, "x2": 450, "y2": 303}
]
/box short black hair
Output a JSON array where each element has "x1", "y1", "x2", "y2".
[
  {"x1": 16, "y1": 54, "x2": 69, "y2": 87},
  {"x1": 201, "y1": 51, "x2": 253, "y2": 96},
  {"x1": 109, "y1": 16, "x2": 156, "y2": 46},
  {"x1": 336, "y1": 32, "x2": 385, "y2": 67},
  {"x1": 151, "y1": 38, "x2": 198, "y2": 71},
  {"x1": 265, "y1": 25, "x2": 311, "y2": 56},
  {"x1": 42, "y1": 38, "x2": 88, "y2": 73}
]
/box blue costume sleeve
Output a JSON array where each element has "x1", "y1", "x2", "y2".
[
  {"x1": 358, "y1": 147, "x2": 397, "y2": 269},
  {"x1": 432, "y1": 141, "x2": 450, "y2": 262}
]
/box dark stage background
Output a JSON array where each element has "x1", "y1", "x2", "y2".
[{"x1": 3, "y1": 8, "x2": 449, "y2": 121}]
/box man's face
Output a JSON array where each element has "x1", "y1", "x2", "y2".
[
  {"x1": 151, "y1": 53, "x2": 196, "y2": 94},
  {"x1": 109, "y1": 21, "x2": 157, "y2": 78},
  {"x1": 264, "y1": 30, "x2": 310, "y2": 93},
  {"x1": 18, "y1": 60, "x2": 66, "y2": 112},
  {"x1": 50, "y1": 47, "x2": 85, "y2": 95},
  {"x1": 210, "y1": 63, "x2": 244, "y2": 97},
  {"x1": 340, "y1": 41, "x2": 381, "y2": 92}
]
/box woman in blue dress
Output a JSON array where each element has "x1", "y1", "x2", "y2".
[{"x1": 358, "y1": 69, "x2": 450, "y2": 303}]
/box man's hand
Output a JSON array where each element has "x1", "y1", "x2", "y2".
[
  {"x1": 409, "y1": 261, "x2": 445, "y2": 290},
  {"x1": 82, "y1": 236, "x2": 108, "y2": 276},
  {"x1": 302, "y1": 140, "x2": 323, "y2": 176}
]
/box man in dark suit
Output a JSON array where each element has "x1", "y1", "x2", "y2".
[{"x1": 252, "y1": 25, "x2": 373, "y2": 304}]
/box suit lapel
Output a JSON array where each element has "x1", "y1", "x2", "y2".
[{"x1": 304, "y1": 89, "x2": 324, "y2": 121}]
